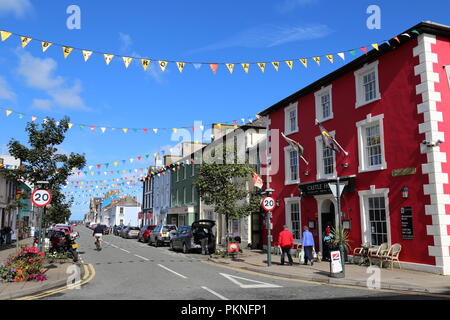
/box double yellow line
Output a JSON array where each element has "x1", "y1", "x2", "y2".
[{"x1": 16, "y1": 264, "x2": 96, "y2": 300}]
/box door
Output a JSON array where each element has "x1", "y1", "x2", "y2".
[
  {"x1": 321, "y1": 202, "x2": 336, "y2": 254},
  {"x1": 251, "y1": 211, "x2": 263, "y2": 249}
]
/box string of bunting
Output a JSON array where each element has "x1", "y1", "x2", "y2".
[
  {"x1": 0, "y1": 29, "x2": 421, "y2": 74},
  {"x1": 0, "y1": 106, "x2": 261, "y2": 134}
]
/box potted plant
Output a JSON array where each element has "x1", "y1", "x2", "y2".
[{"x1": 330, "y1": 227, "x2": 352, "y2": 262}]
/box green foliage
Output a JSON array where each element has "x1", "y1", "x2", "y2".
[
  {"x1": 331, "y1": 226, "x2": 352, "y2": 252},
  {"x1": 0, "y1": 117, "x2": 86, "y2": 225}
]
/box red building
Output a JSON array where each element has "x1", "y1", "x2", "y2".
[{"x1": 258, "y1": 21, "x2": 450, "y2": 274}]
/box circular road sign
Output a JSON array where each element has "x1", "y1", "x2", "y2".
[
  {"x1": 31, "y1": 189, "x2": 52, "y2": 207},
  {"x1": 262, "y1": 196, "x2": 276, "y2": 212}
]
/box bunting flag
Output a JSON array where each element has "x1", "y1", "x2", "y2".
[
  {"x1": 123, "y1": 57, "x2": 133, "y2": 68},
  {"x1": 176, "y1": 62, "x2": 185, "y2": 73},
  {"x1": 241, "y1": 63, "x2": 250, "y2": 73},
  {"x1": 209, "y1": 63, "x2": 218, "y2": 74},
  {"x1": 313, "y1": 56, "x2": 320, "y2": 66},
  {"x1": 285, "y1": 60, "x2": 293, "y2": 70},
  {"x1": 104, "y1": 54, "x2": 114, "y2": 65},
  {"x1": 257, "y1": 62, "x2": 265, "y2": 73},
  {"x1": 281, "y1": 132, "x2": 308, "y2": 165},
  {"x1": 272, "y1": 61, "x2": 279, "y2": 71},
  {"x1": 62, "y1": 46, "x2": 73, "y2": 59},
  {"x1": 5, "y1": 110, "x2": 12, "y2": 116},
  {"x1": 141, "y1": 59, "x2": 150, "y2": 71},
  {"x1": 42, "y1": 41, "x2": 52, "y2": 52},
  {"x1": 20, "y1": 36, "x2": 32, "y2": 48},
  {"x1": 253, "y1": 173, "x2": 263, "y2": 189},
  {"x1": 159, "y1": 61, "x2": 168, "y2": 72},
  {"x1": 316, "y1": 120, "x2": 348, "y2": 156},
  {"x1": 0, "y1": 31, "x2": 11, "y2": 41},
  {"x1": 0, "y1": 29, "x2": 422, "y2": 76},
  {"x1": 299, "y1": 58, "x2": 307, "y2": 68},
  {"x1": 82, "y1": 50, "x2": 93, "y2": 61}
]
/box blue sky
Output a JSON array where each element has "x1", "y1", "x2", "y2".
[{"x1": 0, "y1": 0, "x2": 448, "y2": 220}]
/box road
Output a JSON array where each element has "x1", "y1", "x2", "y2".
[{"x1": 42, "y1": 226, "x2": 446, "y2": 300}]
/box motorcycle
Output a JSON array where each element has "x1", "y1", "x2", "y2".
[{"x1": 48, "y1": 228, "x2": 80, "y2": 262}]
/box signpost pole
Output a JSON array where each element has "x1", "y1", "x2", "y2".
[
  {"x1": 266, "y1": 211, "x2": 272, "y2": 267},
  {"x1": 336, "y1": 177, "x2": 345, "y2": 277},
  {"x1": 38, "y1": 206, "x2": 42, "y2": 252}
]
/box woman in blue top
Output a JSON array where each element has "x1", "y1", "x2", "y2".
[{"x1": 301, "y1": 226, "x2": 315, "y2": 266}]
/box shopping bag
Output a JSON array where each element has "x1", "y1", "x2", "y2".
[{"x1": 298, "y1": 248, "x2": 305, "y2": 263}]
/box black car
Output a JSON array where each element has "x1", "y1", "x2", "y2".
[
  {"x1": 113, "y1": 225, "x2": 125, "y2": 236},
  {"x1": 170, "y1": 220, "x2": 216, "y2": 254}
]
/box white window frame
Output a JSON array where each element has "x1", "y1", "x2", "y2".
[
  {"x1": 284, "y1": 146, "x2": 300, "y2": 185},
  {"x1": 354, "y1": 60, "x2": 381, "y2": 108},
  {"x1": 284, "y1": 197, "x2": 302, "y2": 245},
  {"x1": 315, "y1": 132, "x2": 337, "y2": 180},
  {"x1": 314, "y1": 85, "x2": 333, "y2": 123},
  {"x1": 358, "y1": 187, "x2": 391, "y2": 247},
  {"x1": 284, "y1": 102, "x2": 298, "y2": 136},
  {"x1": 356, "y1": 114, "x2": 387, "y2": 173}
]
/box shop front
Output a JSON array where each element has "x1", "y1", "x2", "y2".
[{"x1": 168, "y1": 206, "x2": 195, "y2": 227}]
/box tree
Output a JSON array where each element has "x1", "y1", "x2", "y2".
[
  {"x1": 0, "y1": 117, "x2": 86, "y2": 225},
  {"x1": 193, "y1": 146, "x2": 262, "y2": 250}
]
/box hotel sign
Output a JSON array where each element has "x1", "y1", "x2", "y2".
[{"x1": 299, "y1": 177, "x2": 355, "y2": 197}]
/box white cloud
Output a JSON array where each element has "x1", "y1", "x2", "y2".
[
  {"x1": 0, "y1": 0, "x2": 33, "y2": 18},
  {"x1": 189, "y1": 23, "x2": 332, "y2": 53},
  {"x1": 0, "y1": 76, "x2": 16, "y2": 101},
  {"x1": 16, "y1": 51, "x2": 89, "y2": 111},
  {"x1": 119, "y1": 32, "x2": 133, "y2": 53},
  {"x1": 276, "y1": 0, "x2": 318, "y2": 13}
]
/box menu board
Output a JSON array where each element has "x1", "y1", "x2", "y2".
[{"x1": 401, "y1": 207, "x2": 414, "y2": 240}]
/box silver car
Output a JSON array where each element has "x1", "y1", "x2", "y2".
[{"x1": 121, "y1": 226, "x2": 140, "y2": 239}]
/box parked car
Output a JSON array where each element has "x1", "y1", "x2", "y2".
[
  {"x1": 137, "y1": 225, "x2": 156, "y2": 243},
  {"x1": 96, "y1": 224, "x2": 110, "y2": 235},
  {"x1": 170, "y1": 220, "x2": 216, "y2": 254},
  {"x1": 121, "y1": 226, "x2": 140, "y2": 239},
  {"x1": 55, "y1": 224, "x2": 73, "y2": 232},
  {"x1": 113, "y1": 225, "x2": 124, "y2": 236},
  {"x1": 149, "y1": 224, "x2": 177, "y2": 247}
]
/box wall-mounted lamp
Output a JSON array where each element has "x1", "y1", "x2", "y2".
[
  {"x1": 341, "y1": 163, "x2": 349, "y2": 168},
  {"x1": 401, "y1": 186, "x2": 409, "y2": 199},
  {"x1": 304, "y1": 171, "x2": 310, "y2": 176},
  {"x1": 422, "y1": 140, "x2": 443, "y2": 147},
  {"x1": 276, "y1": 200, "x2": 280, "y2": 207}
]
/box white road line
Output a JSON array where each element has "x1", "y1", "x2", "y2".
[
  {"x1": 201, "y1": 286, "x2": 229, "y2": 300},
  {"x1": 120, "y1": 248, "x2": 130, "y2": 253},
  {"x1": 134, "y1": 254, "x2": 149, "y2": 261},
  {"x1": 157, "y1": 264, "x2": 187, "y2": 279},
  {"x1": 111, "y1": 244, "x2": 118, "y2": 248}
]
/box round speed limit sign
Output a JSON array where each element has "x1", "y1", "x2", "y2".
[
  {"x1": 31, "y1": 189, "x2": 52, "y2": 207},
  {"x1": 262, "y1": 196, "x2": 276, "y2": 212}
]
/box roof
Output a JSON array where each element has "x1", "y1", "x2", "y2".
[{"x1": 259, "y1": 21, "x2": 450, "y2": 116}]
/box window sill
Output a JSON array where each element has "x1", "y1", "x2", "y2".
[
  {"x1": 316, "y1": 115, "x2": 334, "y2": 123},
  {"x1": 358, "y1": 164, "x2": 387, "y2": 173},
  {"x1": 284, "y1": 129, "x2": 299, "y2": 137},
  {"x1": 355, "y1": 96, "x2": 381, "y2": 108},
  {"x1": 285, "y1": 180, "x2": 300, "y2": 186}
]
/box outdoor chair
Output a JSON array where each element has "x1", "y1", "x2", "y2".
[
  {"x1": 352, "y1": 243, "x2": 370, "y2": 265},
  {"x1": 368, "y1": 242, "x2": 389, "y2": 266},
  {"x1": 381, "y1": 243, "x2": 402, "y2": 269}
]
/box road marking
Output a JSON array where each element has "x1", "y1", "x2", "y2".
[
  {"x1": 111, "y1": 244, "x2": 118, "y2": 248},
  {"x1": 134, "y1": 254, "x2": 149, "y2": 261},
  {"x1": 220, "y1": 273, "x2": 282, "y2": 289},
  {"x1": 120, "y1": 248, "x2": 130, "y2": 253},
  {"x1": 201, "y1": 286, "x2": 229, "y2": 300},
  {"x1": 158, "y1": 264, "x2": 187, "y2": 279}
]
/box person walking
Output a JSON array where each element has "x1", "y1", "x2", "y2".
[
  {"x1": 277, "y1": 225, "x2": 294, "y2": 266},
  {"x1": 302, "y1": 226, "x2": 315, "y2": 266}
]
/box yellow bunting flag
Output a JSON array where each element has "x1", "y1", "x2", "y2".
[
  {"x1": 172, "y1": 128, "x2": 177, "y2": 133},
  {"x1": 0, "y1": 31, "x2": 12, "y2": 41},
  {"x1": 62, "y1": 46, "x2": 73, "y2": 59},
  {"x1": 226, "y1": 63, "x2": 234, "y2": 74},
  {"x1": 41, "y1": 41, "x2": 52, "y2": 52},
  {"x1": 122, "y1": 128, "x2": 128, "y2": 133},
  {"x1": 113, "y1": 161, "x2": 118, "y2": 166},
  {"x1": 123, "y1": 57, "x2": 133, "y2": 68},
  {"x1": 313, "y1": 56, "x2": 321, "y2": 66},
  {"x1": 5, "y1": 110, "x2": 12, "y2": 116},
  {"x1": 299, "y1": 58, "x2": 307, "y2": 68},
  {"x1": 257, "y1": 62, "x2": 265, "y2": 72},
  {"x1": 104, "y1": 54, "x2": 114, "y2": 65},
  {"x1": 176, "y1": 62, "x2": 185, "y2": 73},
  {"x1": 371, "y1": 43, "x2": 379, "y2": 51},
  {"x1": 285, "y1": 60, "x2": 294, "y2": 70},
  {"x1": 68, "y1": 123, "x2": 74, "y2": 129},
  {"x1": 326, "y1": 54, "x2": 334, "y2": 63},
  {"x1": 82, "y1": 50, "x2": 93, "y2": 62},
  {"x1": 256, "y1": 114, "x2": 261, "y2": 119},
  {"x1": 159, "y1": 61, "x2": 168, "y2": 72},
  {"x1": 272, "y1": 61, "x2": 279, "y2": 71},
  {"x1": 21, "y1": 36, "x2": 32, "y2": 48},
  {"x1": 141, "y1": 59, "x2": 150, "y2": 71},
  {"x1": 241, "y1": 63, "x2": 250, "y2": 73}
]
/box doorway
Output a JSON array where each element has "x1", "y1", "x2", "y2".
[{"x1": 321, "y1": 201, "x2": 336, "y2": 237}]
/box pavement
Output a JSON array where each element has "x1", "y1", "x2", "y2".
[
  {"x1": 0, "y1": 237, "x2": 84, "y2": 300},
  {"x1": 204, "y1": 248, "x2": 450, "y2": 296}
]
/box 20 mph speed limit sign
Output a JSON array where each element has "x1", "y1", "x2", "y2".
[
  {"x1": 31, "y1": 189, "x2": 52, "y2": 207},
  {"x1": 262, "y1": 196, "x2": 276, "y2": 212}
]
